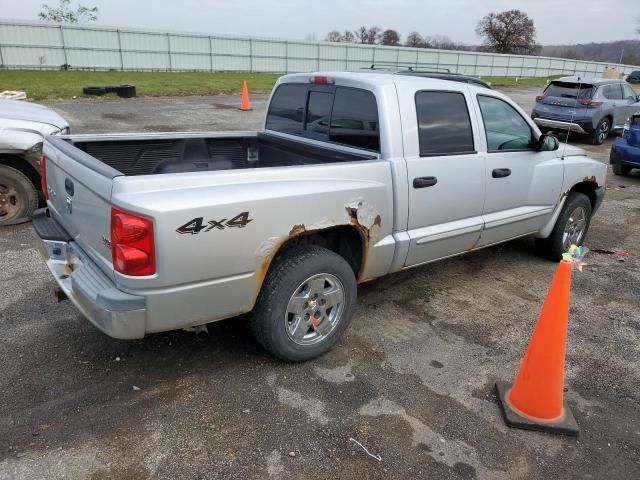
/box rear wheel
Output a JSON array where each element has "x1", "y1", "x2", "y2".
[
  {"x1": 612, "y1": 164, "x2": 632, "y2": 176},
  {"x1": 0, "y1": 165, "x2": 39, "y2": 226},
  {"x1": 590, "y1": 117, "x2": 611, "y2": 145},
  {"x1": 251, "y1": 245, "x2": 357, "y2": 362},
  {"x1": 535, "y1": 192, "x2": 592, "y2": 261}
]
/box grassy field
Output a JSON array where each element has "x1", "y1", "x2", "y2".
[
  {"x1": 0, "y1": 69, "x2": 558, "y2": 100},
  {"x1": 0, "y1": 70, "x2": 281, "y2": 100}
]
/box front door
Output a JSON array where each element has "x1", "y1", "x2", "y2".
[
  {"x1": 474, "y1": 94, "x2": 563, "y2": 247},
  {"x1": 622, "y1": 83, "x2": 640, "y2": 124},
  {"x1": 402, "y1": 87, "x2": 486, "y2": 267}
]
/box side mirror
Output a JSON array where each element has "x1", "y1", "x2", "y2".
[
  {"x1": 636, "y1": 95, "x2": 640, "y2": 103},
  {"x1": 537, "y1": 133, "x2": 559, "y2": 152}
]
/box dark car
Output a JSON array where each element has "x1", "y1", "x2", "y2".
[
  {"x1": 531, "y1": 77, "x2": 640, "y2": 145},
  {"x1": 610, "y1": 113, "x2": 640, "y2": 176},
  {"x1": 627, "y1": 71, "x2": 640, "y2": 84}
]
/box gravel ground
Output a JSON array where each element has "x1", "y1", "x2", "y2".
[{"x1": 0, "y1": 86, "x2": 639, "y2": 480}]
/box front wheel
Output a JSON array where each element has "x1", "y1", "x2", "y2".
[
  {"x1": 0, "y1": 165, "x2": 39, "y2": 226},
  {"x1": 251, "y1": 245, "x2": 357, "y2": 362},
  {"x1": 612, "y1": 164, "x2": 632, "y2": 176},
  {"x1": 535, "y1": 192, "x2": 592, "y2": 261}
]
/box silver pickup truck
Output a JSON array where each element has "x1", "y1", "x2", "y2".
[{"x1": 33, "y1": 72, "x2": 606, "y2": 361}]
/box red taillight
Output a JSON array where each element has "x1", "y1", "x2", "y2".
[
  {"x1": 309, "y1": 75, "x2": 334, "y2": 85},
  {"x1": 535, "y1": 94, "x2": 546, "y2": 102},
  {"x1": 40, "y1": 154, "x2": 48, "y2": 200},
  {"x1": 111, "y1": 206, "x2": 155, "y2": 276},
  {"x1": 577, "y1": 98, "x2": 603, "y2": 107}
]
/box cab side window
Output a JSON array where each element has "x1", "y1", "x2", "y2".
[
  {"x1": 477, "y1": 95, "x2": 533, "y2": 152},
  {"x1": 601, "y1": 84, "x2": 623, "y2": 100},
  {"x1": 415, "y1": 91, "x2": 475, "y2": 156}
]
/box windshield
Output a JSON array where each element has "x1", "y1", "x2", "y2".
[{"x1": 544, "y1": 81, "x2": 594, "y2": 99}]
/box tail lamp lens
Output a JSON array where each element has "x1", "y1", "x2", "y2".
[
  {"x1": 111, "y1": 206, "x2": 155, "y2": 276},
  {"x1": 40, "y1": 154, "x2": 48, "y2": 200},
  {"x1": 576, "y1": 98, "x2": 603, "y2": 107}
]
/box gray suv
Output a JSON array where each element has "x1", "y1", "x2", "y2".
[{"x1": 531, "y1": 77, "x2": 640, "y2": 145}]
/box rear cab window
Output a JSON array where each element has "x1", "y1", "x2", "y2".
[{"x1": 266, "y1": 83, "x2": 380, "y2": 152}]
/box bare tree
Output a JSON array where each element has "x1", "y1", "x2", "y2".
[
  {"x1": 476, "y1": 9, "x2": 537, "y2": 54},
  {"x1": 405, "y1": 32, "x2": 428, "y2": 48},
  {"x1": 353, "y1": 26, "x2": 381, "y2": 44},
  {"x1": 325, "y1": 30, "x2": 344, "y2": 42},
  {"x1": 38, "y1": 0, "x2": 98, "y2": 24},
  {"x1": 342, "y1": 30, "x2": 355, "y2": 43},
  {"x1": 354, "y1": 26, "x2": 369, "y2": 44},
  {"x1": 380, "y1": 29, "x2": 401, "y2": 46},
  {"x1": 366, "y1": 27, "x2": 381, "y2": 44}
]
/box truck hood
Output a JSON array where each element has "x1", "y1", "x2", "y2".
[
  {"x1": 0, "y1": 99, "x2": 68, "y2": 130},
  {"x1": 558, "y1": 143, "x2": 587, "y2": 158}
]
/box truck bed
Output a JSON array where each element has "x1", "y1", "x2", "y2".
[{"x1": 63, "y1": 132, "x2": 376, "y2": 176}]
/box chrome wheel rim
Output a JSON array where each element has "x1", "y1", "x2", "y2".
[
  {"x1": 0, "y1": 182, "x2": 21, "y2": 222},
  {"x1": 285, "y1": 273, "x2": 345, "y2": 346},
  {"x1": 598, "y1": 119, "x2": 609, "y2": 142},
  {"x1": 562, "y1": 206, "x2": 587, "y2": 251}
]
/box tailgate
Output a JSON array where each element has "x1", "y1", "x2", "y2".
[{"x1": 43, "y1": 135, "x2": 121, "y2": 279}]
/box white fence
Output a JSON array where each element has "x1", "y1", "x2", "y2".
[{"x1": 0, "y1": 19, "x2": 637, "y2": 78}]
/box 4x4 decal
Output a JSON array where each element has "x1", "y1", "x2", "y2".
[{"x1": 177, "y1": 212, "x2": 253, "y2": 235}]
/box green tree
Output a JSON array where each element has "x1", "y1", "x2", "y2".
[{"x1": 38, "y1": 0, "x2": 98, "y2": 24}]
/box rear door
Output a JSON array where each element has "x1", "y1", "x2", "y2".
[
  {"x1": 44, "y1": 136, "x2": 117, "y2": 278},
  {"x1": 474, "y1": 94, "x2": 563, "y2": 246},
  {"x1": 598, "y1": 84, "x2": 626, "y2": 128},
  {"x1": 401, "y1": 86, "x2": 486, "y2": 266}
]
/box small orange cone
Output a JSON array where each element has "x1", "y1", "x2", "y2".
[
  {"x1": 239, "y1": 80, "x2": 252, "y2": 111},
  {"x1": 495, "y1": 260, "x2": 579, "y2": 436}
]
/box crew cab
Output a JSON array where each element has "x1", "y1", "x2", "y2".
[{"x1": 33, "y1": 72, "x2": 606, "y2": 361}]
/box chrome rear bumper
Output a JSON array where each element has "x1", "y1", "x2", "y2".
[
  {"x1": 533, "y1": 118, "x2": 588, "y2": 134},
  {"x1": 32, "y1": 208, "x2": 146, "y2": 339}
]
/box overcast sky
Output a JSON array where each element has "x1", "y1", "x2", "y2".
[{"x1": 4, "y1": 0, "x2": 639, "y2": 45}]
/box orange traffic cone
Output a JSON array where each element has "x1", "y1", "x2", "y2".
[
  {"x1": 239, "y1": 80, "x2": 252, "y2": 111},
  {"x1": 495, "y1": 260, "x2": 579, "y2": 436}
]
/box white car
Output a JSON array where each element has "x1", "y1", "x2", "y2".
[{"x1": 0, "y1": 99, "x2": 69, "y2": 225}]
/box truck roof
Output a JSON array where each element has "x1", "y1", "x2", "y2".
[{"x1": 278, "y1": 71, "x2": 480, "y2": 90}]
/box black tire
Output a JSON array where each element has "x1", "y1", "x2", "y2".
[
  {"x1": 0, "y1": 165, "x2": 39, "y2": 226},
  {"x1": 251, "y1": 245, "x2": 357, "y2": 362},
  {"x1": 535, "y1": 192, "x2": 592, "y2": 261},
  {"x1": 612, "y1": 164, "x2": 632, "y2": 176},
  {"x1": 589, "y1": 117, "x2": 611, "y2": 145},
  {"x1": 116, "y1": 84, "x2": 136, "y2": 98},
  {"x1": 82, "y1": 86, "x2": 107, "y2": 96}
]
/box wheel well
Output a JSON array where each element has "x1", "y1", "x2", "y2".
[
  {"x1": 569, "y1": 181, "x2": 598, "y2": 209},
  {"x1": 277, "y1": 226, "x2": 364, "y2": 277},
  {"x1": 0, "y1": 156, "x2": 41, "y2": 191}
]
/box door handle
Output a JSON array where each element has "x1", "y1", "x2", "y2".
[
  {"x1": 64, "y1": 178, "x2": 74, "y2": 196},
  {"x1": 413, "y1": 176, "x2": 438, "y2": 188},
  {"x1": 492, "y1": 168, "x2": 511, "y2": 178}
]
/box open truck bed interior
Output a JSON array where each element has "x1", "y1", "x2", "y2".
[{"x1": 65, "y1": 132, "x2": 377, "y2": 176}]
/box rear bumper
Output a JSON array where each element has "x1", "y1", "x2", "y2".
[
  {"x1": 533, "y1": 117, "x2": 590, "y2": 134},
  {"x1": 32, "y1": 208, "x2": 146, "y2": 339},
  {"x1": 610, "y1": 138, "x2": 640, "y2": 167}
]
